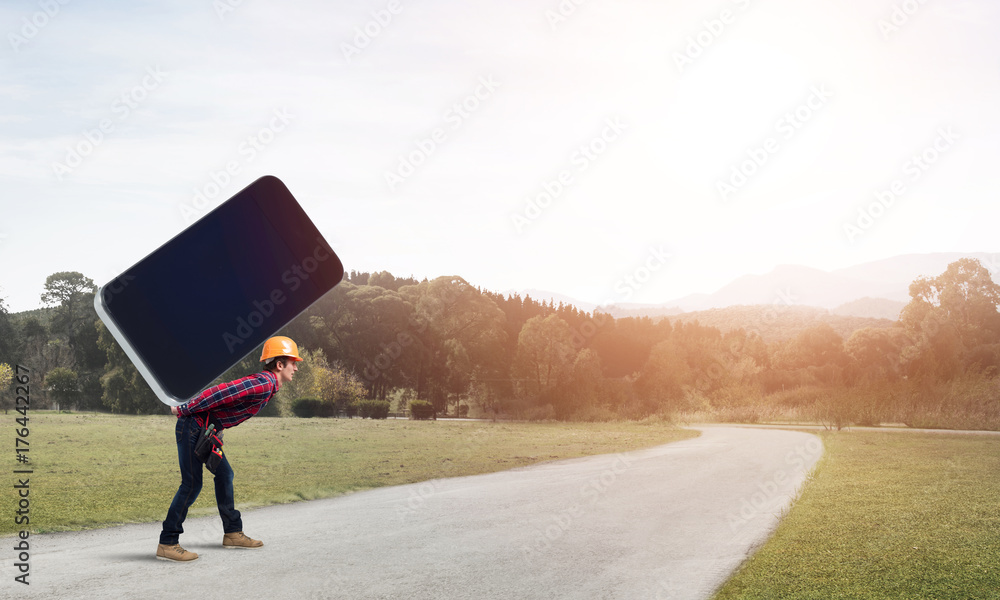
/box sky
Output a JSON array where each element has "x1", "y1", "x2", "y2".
[{"x1": 1, "y1": 0, "x2": 998, "y2": 314}]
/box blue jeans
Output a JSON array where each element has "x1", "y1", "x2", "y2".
[{"x1": 159, "y1": 416, "x2": 242, "y2": 545}]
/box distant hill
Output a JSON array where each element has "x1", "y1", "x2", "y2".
[
  {"x1": 662, "y1": 252, "x2": 1000, "y2": 313},
  {"x1": 503, "y1": 253, "x2": 996, "y2": 331},
  {"x1": 666, "y1": 305, "x2": 895, "y2": 342},
  {"x1": 593, "y1": 304, "x2": 685, "y2": 319},
  {"x1": 831, "y1": 297, "x2": 906, "y2": 321}
]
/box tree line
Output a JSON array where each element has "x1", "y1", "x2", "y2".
[{"x1": 1, "y1": 259, "x2": 998, "y2": 429}]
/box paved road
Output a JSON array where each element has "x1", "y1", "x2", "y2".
[
  {"x1": 2, "y1": 427, "x2": 822, "y2": 599},
  {"x1": 702, "y1": 422, "x2": 1000, "y2": 436}
]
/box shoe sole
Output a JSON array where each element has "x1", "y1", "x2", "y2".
[
  {"x1": 155, "y1": 555, "x2": 199, "y2": 562},
  {"x1": 222, "y1": 544, "x2": 263, "y2": 549}
]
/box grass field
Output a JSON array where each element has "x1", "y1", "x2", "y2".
[
  {"x1": 713, "y1": 430, "x2": 1000, "y2": 600},
  {"x1": 4, "y1": 412, "x2": 697, "y2": 536},
  {"x1": 10, "y1": 413, "x2": 999, "y2": 597}
]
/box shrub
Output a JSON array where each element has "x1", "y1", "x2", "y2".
[
  {"x1": 523, "y1": 403, "x2": 556, "y2": 421},
  {"x1": 638, "y1": 410, "x2": 675, "y2": 425},
  {"x1": 292, "y1": 398, "x2": 323, "y2": 418},
  {"x1": 811, "y1": 389, "x2": 858, "y2": 431},
  {"x1": 458, "y1": 404, "x2": 469, "y2": 418},
  {"x1": 715, "y1": 404, "x2": 767, "y2": 424},
  {"x1": 571, "y1": 404, "x2": 620, "y2": 422},
  {"x1": 900, "y1": 374, "x2": 1000, "y2": 430},
  {"x1": 765, "y1": 385, "x2": 828, "y2": 409},
  {"x1": 410, "y1": 400, "x2": 435, "y2": 420},
  {"x1": 352, "y1": 400, "x2": 390, "y2": 419},
  {"x1": 317, "y1": 401, "x2": 338, "y2": 418}
]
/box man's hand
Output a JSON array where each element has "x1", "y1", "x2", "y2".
[{"x1": 171, "y1": 406, "x2": 179, "y2": 416}]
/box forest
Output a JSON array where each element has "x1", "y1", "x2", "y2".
[{"x1": 1, "y1": 257, "x2": 998, "y2": 430}]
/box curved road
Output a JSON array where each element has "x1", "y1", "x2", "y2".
[{"x1": 2, "y1": 426, "x2": 822, "y2": 599}]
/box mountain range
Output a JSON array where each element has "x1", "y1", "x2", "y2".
[{"x1": 515, "y1": 252, "x2": 1000, "y2": 322}]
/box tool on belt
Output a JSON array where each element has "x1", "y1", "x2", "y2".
[{"x1": 193, "y1": 413, "x2": 224, "y2": 474}]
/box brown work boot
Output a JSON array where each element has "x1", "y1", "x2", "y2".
[
  {"x1": 223, "y1": 531, "x2": 263, "y2": 549},
  {"x1": 156, "y1": 543, "x2": 199, "y2": 562}
]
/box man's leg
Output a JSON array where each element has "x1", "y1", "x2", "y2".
[
  {"x1": 215, "y1": 452, "x2": 263, "y2": 548},
  {"x1": 159, "y1": 417, "x2": 204, "y2": 546},
  {"x1": 213, "y1": 451, "x2": 243, "y2": 534}
]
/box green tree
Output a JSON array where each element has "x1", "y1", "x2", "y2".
[
  {"x1": 636, "y1": 339, "x2": 692, "y2": 414},
  {"x1": 315, "y1": 358, "x2": 366, "y2": 412},
  {"x1": 311, "y1": 282, "x2": 417, "y2": 401},
  {"x1": 19, "y1": 317, "x2": 74, "y2": 407},
  {"x1": 845, "y1": 327, "x2": 909, "y2": 382},
  {"x1": 401, "y1": 276, "x2": 506, "y2": 414},
  {"x1": 0, "y1": 363, "x2": 13, "y2": 413},
  {"x1": 46, "y1": 367, "x2": 79, "y2": 411},
  {"x1": 368, "y1": 270, "x2": 399, "y2": 290},
  {"x1": 0, "y1": 295, "x2": 18, "y2": 367},
  {"x1": 37, "y1": 272, "x2": 106, "y2": 408},
  {"x1": 40, "y1": 271, "x2": 97, "y2": 337},
  {"x1": 97, "y1": 320, "x2": 161, "y2": 414},
  {"x1": 513, "y1": 314, "x2": 576, "y2": 406},
  {"x1": 899, "y1": 258, "x2": 1000, "y2": 378},
  {"x1": 442, "y1": 338, "x2": 472, "y2": 415},
  {"x1": 562, "y1": 348, "x2": 603, "y2": 419},
  {"x1": 774, "y1": 323, "x2": 847, "y2": 370},
  {"x1": 270, "y1": 348, "x2": 366, "y2": 416},
  {"x1": 70, "y1": 317, "x2": 106, "y2": 371}
]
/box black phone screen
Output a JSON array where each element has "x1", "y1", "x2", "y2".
[{"x1": 95, "y1": 176, "x2": 344, "y2": 403}]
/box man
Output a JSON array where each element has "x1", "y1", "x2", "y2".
[{"x1": 156, "y1": 335, "x2": 302, "y2": 562}]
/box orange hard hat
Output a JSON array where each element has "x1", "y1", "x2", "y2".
[{"x1": 260, "y1": 336, "x2": 303, "y2": 362}]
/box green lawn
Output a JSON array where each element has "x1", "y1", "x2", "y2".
[
  {"x1": 714, "y1": 430, "x2": 1000, "y2": 600},
  {"x1": 4, "y1": 412, "x2": 697, "y2": 536}
]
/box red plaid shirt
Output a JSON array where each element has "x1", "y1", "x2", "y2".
[{"x1": 176, "y1": 371, "x2": 279, "y2": 430}]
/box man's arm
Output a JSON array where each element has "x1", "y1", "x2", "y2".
[
  {"x1": 175, "y1": 374, "x2": 275, "y2": 418},
  {"x1": 176, "y1": 379, "x2": 247, "y2": 417}
]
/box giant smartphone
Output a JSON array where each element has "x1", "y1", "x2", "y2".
[{"x1": 94, "y1": 175, "x2": 344, "y2": 406}]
